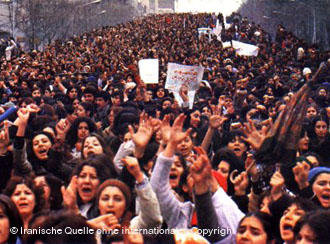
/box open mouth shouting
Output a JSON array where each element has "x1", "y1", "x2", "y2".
[
  {"x1": 319, "y1": 193, "x2": 330, "y2": 207},
  {"x1": 280, "y1": 222, "x2": 295, "y2": 240},
  {"x1": 169, "y1": 172, "x2": 179, "y2": 188},
  {"x1": 79, "y1": 185, "x2": 95, "y2": 203},
  {"x1": 37, "y1": 148, "x2": 49, "y2": 159}
]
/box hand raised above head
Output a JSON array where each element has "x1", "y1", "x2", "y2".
[
  {"x1": 270, "y1": 169, "x2": 285, "y2": 201},
  {"x1": 61, "y1": 176, "x2": 79, "y2": 212},
  {"x1": 292, "y1": 161, "x2": 310, "y2": 190},
  {"x1": 190, "y1": 147, "x2": 213, "y2": 194},
  {"x1": 241, "y1": 119, "x2": 267, "y2": 151},
  {"x1": 209, "y1": 114, "x2": 227, "y2": 129},
  {"x1": 122, "y1": 156, "x2": 144, "y2": 183},
  {"x1": 231, "y1": 171, "x2": 249, "y2": 196},
  {"x1": 168, "y1": 113, "x2": 192, "y2": 146},
  {"x1": 0, "y1": 120, "x2": 10, "y2": 146},
  {"x1": 129, "y1": 111, "x2": 153, "y2": 149},
  {"x1": 17, "y1": 108, "x2": 30, "y2": 125}
]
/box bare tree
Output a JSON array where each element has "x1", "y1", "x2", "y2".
[
  {"x1": 15, "y1": 0, "x2": 73, "y2": 50},
  {"x1": 239, "y1": 0, "x2": 330, "y2": 50},
  {"x1": 10, "y1": 0, "x2": 139, "y2": 49}
]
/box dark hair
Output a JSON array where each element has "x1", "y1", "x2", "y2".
[
  {"x1": 302, "y1": 151, "x2": 323, "y2": 166},
  {"x1": 81, "y1": 133, "x2": 114, "y2": 161},
  {"x1": 113, "y1": 107, "x2": 139, "y2": 136},
  {"x1": 161, "y1": 97, "x2": 173, "y2": 106},
  {"x1": 83, "y1": 86, "x2": 97, "y2": 97},
  {"x1": 95, "y1": 90, "x2": 109, "y2": 101},
  {"x1": 67, "y1": 85, "x2": 81, "y2": 99},
  {"x1": 79, "y1": 102, "x2": 94, "y2": 117},
  {"x1": 312, "y1": 115, "x2": 329, "y2": 131},
  {"x1": 26, "y1": 131, "x2": 54, "y2": 166},
  {"x1": 65, "y1": 117, "x2": 97, "y2": 148},
  {"x1": 183, "y1": 107, "x2": 201, "y2": 129},
  {"x1": 3, "y1": 176, "x2": 45, "y2": 214},
  {"x1": 306, "y1": 103, "x2": 319, "y2": 113},
  {"x1": 211, "y1": 148, "x2": 244, "y2": 196},
  {"x1": 294, "y1": 209, "x2": 330, "y2": 244},
  {"x1": 95, "y1": 179, "x2": 132, "y2": 226},
  {"x1": 18, "y1": 97, "x2": 34, "y2": 107},
  {"x1": 72, "y1": 156, "x2": 115, "y2": 218},
  {"x1": 211, "y1": 148, "x2": 244, "y2": 171},
  {"x1": 288, "y1": 197, "x2": 318, "y2": 213},
  {"x1": 224, "y1": 130, "x2": 249, "y2": 148},
  {"x1": 73, "y1": 155, "x2": 115, "y2": 183},
  {"x1": 237, "y1": 212, "x2": 275, "y2": 242},
  {"x1": 0, "y1": 194, "x2": 23, "y2": 243},
  {"x1": 200, "y1": 103, "x2": 212, "y2": 114},
  {"x1": 44, "y1": 174, "x2": 64, "y2": 211},
  {"x1": 25, "y1": 210, "x2": 96, "y2": 244},
  {"x1": 38, "y1": 104, "x2": 56, "y2": 119}
]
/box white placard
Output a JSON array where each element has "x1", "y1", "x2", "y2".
[
  {"x1": 222, "y1": 40, "x2": 259, "y2": 57},
  {"x1": 212, "y1": 20, "x2": 222, "y2": 41},
  {"x1": 173, "y1": 90, "x2": 196, "y2": 109},
  {"x1": 165, "y1": 63, "x2": 204, "y2": 92},
  {"x1": 198, "y1": 27, "x2": 212, "y2": 40},
  {"x1": 138, "y1": 59, "x2": 159, "y2": 84}
]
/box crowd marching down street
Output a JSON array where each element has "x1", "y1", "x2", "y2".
[{"x1": 0, "y1": 11, "x2": 329, "y2": 244}]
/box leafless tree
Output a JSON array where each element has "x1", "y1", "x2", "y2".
[
  {"x1": 14, "y1": 0, "x2": 74, "y2": 49},
  {"x1": 239, "y1": 0, "x2": 329, "y2": 50}
]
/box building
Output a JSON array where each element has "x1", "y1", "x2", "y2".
[
  {"x1": 0, "y1": 0, "x2": 13, "y2": 38},
  {"x1": 133, "y1": 0, "x2": 174, "y2": 14}
]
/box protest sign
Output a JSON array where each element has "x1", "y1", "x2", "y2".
[
  {"x1": 222, "y1": 40, "x2": 259, "y2": 57},
  {"x1": 172, "y1": 90, "x2": 196, "y2": 109},
  {"x1": 138, "y1": 59, "x2": 159, "y2": 84},
  {"x1": 198, "y1": 27, "x2": 212, "y2": 41},
  {"x1": 212, "y1": 20, "x2": 222, "y2": 41},
  {"x1": 165, "y1": 63, "x2": 204, "y2": 92}
]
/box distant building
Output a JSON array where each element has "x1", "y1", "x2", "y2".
[
  {"x1": 133, "y1": 0, "x2": 174, "y2": 14},
  {"x1": 158, "y1": 0, "x2": 174, "y2": 9},
  {"x1": 0, "y1": 0, "x2": 12, "y2": 38}
]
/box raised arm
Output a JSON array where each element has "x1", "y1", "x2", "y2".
[
  {"x1": 13, "y1": 108, "x2": 32, "y2": 175},
  {"x1": 128, "y1": 112, "x2": 154, "y2": 159},
  {"x1": 122, "y1": 156, "x2": 162, "y2": 230},
  {"x1": 201, "y1": 113, "x2": 227, "y2": 151},
  {"x1": 190, "y1": 148, "x2": 226, "y2": 242},
  {"x1": 150, "y1": 114, "x2": 194, "y2": 228}
]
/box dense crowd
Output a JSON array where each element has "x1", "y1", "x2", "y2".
[{"x1": 0, "y1": 12, "x2": 329, "y2": 244}]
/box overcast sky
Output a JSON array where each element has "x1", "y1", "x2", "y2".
[{"x1": 175, "y1": 0, "x2": 244, "y2": 16}]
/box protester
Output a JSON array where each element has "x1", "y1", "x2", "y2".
[{"x1": 0, "y1": 10, "x2": 328, "y2": 244}]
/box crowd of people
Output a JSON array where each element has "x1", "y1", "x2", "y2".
[{"x1": 0, "y1": 11, "x2": 329, "y2": 244}]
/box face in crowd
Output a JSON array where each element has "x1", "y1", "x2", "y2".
[
  {"x1": 236, "y1": 216, "x2": 269, "y2": 244},
  {"x1": 169, "y1": 156, "x2": 185, "y2": 189},
  {"x1": 280, "y1": 204, "x2": 306, "y2": 242},
  {"x1": 217, "y1": 160, "x2": 230, "y2": 180},
  {"x1": 312, "y1": 173, "x2": 330, "y2": 208},
  {"x1": 227, "y1": 136, "x2": 247, "y2": 159},
  {"x1": 82, "y1": 136, "x2": 104, "y2": 159},
  {"x1": 77, "y1": 166, "x2": 100, "y2": 204},
  {"x1": 32, "y1": 134, "x2": 52, "y2": 161},
  {"x1": 177, "y1": 135, "x2": 193, "y2": 158},
  {"x1": 306, "y1": 106, "x2": 317, "y2": 119},
  {"x1": 77, "y1": 122, "x2": 90, "y2": 141},
  {"x1": 314, "y1": 120, "x2": 327, "y2": 139},
  {"x1": 0, "y1": 204, "x2": 10, "y2": 243},
  {"x1": 11, "y1": 184, "x2": 35, "y2": 219},
  {"x1": 189, "y1": 110, "x2": 201, "y2": 128},
  {"x1": 98, "y1": 186, "x2": 126, "y2": 220}
]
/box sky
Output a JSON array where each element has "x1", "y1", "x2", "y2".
[{"x1": 175, "y1": 0, "x2": 245, "y2": 16}]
